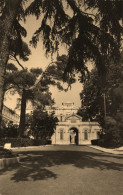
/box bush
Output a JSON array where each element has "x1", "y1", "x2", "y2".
[
  {"x1": 33, "y1": 139, "x2": 47, "y2": 146},
  {"x1": 98, "y1": 115, "x2": 123, "y2": 148},
  {"x1": 0, "y1": 138, "x2": 34, "y2": 147},
  {"x1": 91, "y1": 139, "x2": 100, "y2": 146},
  {"x1": 0, "y1": 121, "x2": 19, "y2": 138},
  {"x1": 95, "y1": 113, "x2": 123, "y2": 148},
  {"x1": 98, "y1": 132, "x2": 123, "y2": 148},
  {"x1": 28, "y1": 109, "x2": 58, "y2": 141},
  {"x1": 0, "y1": 147, "x2": 17, "y2": 159},
  {"x1": 46, "y1": 139, "x2": 52, "y2": 145},
  {"x1": 0, "y1": 138, "x2": 51, "y2": 147}
]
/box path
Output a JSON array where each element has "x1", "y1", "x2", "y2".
[{"x1": 0, "y1": 145, "x2": 123, "y2": 195}]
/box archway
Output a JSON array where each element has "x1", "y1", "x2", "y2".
[{"x1": 69, "y1": 127, "x2": 79, "y2": 145}]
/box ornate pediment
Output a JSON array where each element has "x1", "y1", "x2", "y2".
[{"x1": 65, "y1": 114, "x2": 82, "y2": 122}]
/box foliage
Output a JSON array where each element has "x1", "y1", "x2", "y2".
[
  {"x1": 78, "y1": 69, "x2": 104, "y2": 121},
  {"x1": 4, "y1": 54, "x2": 73, "y2": 137},
  {"x1": 27, "y1": 108, "x2": 58, "y2": 140},
  {"x1": 0, "y1": 0, "x2": 122, "y2": 133},
  {"x1": 45, "y1": 55, "x2": 76, "y2": 87},
  {"x1": 4, "y1": 64, "x2": 55, "y2": 137},
  {"x1": 79, "y1": 52, "x2": 123, "y2": 147},
  {"x1": 98, "y1": 113, "x2": 123, "y2": 148},
  {"x1": 0, "y1": 137, "x2": 51, "y2": 148},
  {"x1": 79, "y1": 52, "x2": 123, "y2": 122},
  {"x1": 1, "y1": 121, "x2": 19, "y2": 138},
  {"x1": 33, "y1": 139, "x2": 49, "y2": 146},
  {"x1": 5, "y1": 1, "x2": 28, "y2": 63},
  {"x1": 0, "y1": 147, "x2": 17, "y2": 159},
  {"x1": 27, "y1": 0, "x2": 122, "y2": 78},
  {"x1": 0, "y1": 138, "x2": 34, "y2": 147},
  {"x1": 10, "y1": 40, "x2": 31, "y2": 62},
  {"x1": 91, "y1": 139, "x2": 100, "y2": 146}
]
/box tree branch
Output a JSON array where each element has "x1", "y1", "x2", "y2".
[
  {"x1": 14, "y1": 55, "x2": 25, "y2": 70},
  {"x1": 12, "y1": 55, "x2": 46, "y2": 91},
  {"x1": 5, "y1": 85, "x2": 15, "y2": 92},
  {"x1": 28, "y1": 72, "x2": 45, "y2": 90},
  {"x1": 9, "y1": 55, "x2": 16, "y2": 61},
  {"x1": 81, "y1": 11, "x2": 96, "y2": 18}
]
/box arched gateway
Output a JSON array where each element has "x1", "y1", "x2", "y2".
[
  {"x1": 46, "y1": 102, "x2": 101, "y2": 145},
  {"x1": 69, "y1": 127, "x2": 79, "y2": 145}
]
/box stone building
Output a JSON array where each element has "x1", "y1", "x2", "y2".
[
  {"x1": 2, "y1": 105, "x2": 20, "y2": 125},
  {"x1": 46, "y1": 102, "x2": 101, "y2": 145}
]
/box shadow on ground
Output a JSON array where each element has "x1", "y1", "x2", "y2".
[{"x1": 0, "y1": 147, "x2": 123, "y2": 182}]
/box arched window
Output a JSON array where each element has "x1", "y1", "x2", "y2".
[{"x1": 84, "y1": 130, "x2": 88, "y2": 140}]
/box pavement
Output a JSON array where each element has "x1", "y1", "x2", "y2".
[
  {"x1": 89, "y1": 145, "x2": 123, "y2": 155},
  {"x1": 0, "y1": 145, "x2": 123, "y2": 195},
  {"x1": 11, "y1": 144, "x2": 123, "y2": 155}
]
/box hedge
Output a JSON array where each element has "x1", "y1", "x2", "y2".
[
  {"x1": 91, "y1": 139, "x2": 100, "y2": 146},
  {"x1": 0, "y1": 138, "x2": 51, "y2": 147},
  {"x1": 0, "y1": 147, "x2": 17, "y2": 159},
  {"x1": 33, "y1": 139, "x2": 47, "y2": 146},
  {"x1": 0, "y1": 138, "x2": 34, "y2": 147}
]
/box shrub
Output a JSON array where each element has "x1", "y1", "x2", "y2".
[
  {"x1": 91, "y1": 139, "x2": 100, "y2": 146},
  {"x1": 33, "y1": 139, "x2": 47, "y2": 146},
  {"x1": 0, "y1": 138, "x2": 34, "y2": 147},
  {"x1": 0, "y1": 121, "x2": 19, "y2": 138},
  {"x1": 98, "y1": 114, "x2": 123, "y2": 148},
  {"x1": 0, "y1": 138, "x2": 51, "y2": 147},
  {"x1": 28, "y1": 109, "x2": 58, "y2": 140},
  {"x1": 46, "y1": 139, "x2": 52, "y2": 145},
  {"x1": 98, "y1": 131, "x2": 123, "y2": 148},
  {"x1": 0, "y1": 147, "x2": 17, "y2": 159}
]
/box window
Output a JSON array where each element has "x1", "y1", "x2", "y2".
[
  {"x1": 60, "y1": 129, "x2": 63, "y2": 140},
  {"x1": 60, "y1": 115, "x2": 62, "y2": 122},
  {"x1": 84, "y1": 130, "x2": 88, "y2": 140}
]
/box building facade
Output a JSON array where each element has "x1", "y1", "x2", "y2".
[
  {"x1": 2, "y1": 105, "x2": 20, "y2": 125},
  {"x1": 46, "y1": 102, "x2": 101, "y2": 145}
]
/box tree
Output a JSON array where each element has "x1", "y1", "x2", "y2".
[
  {"x1": 4, "y1": 66, "x2": 49, "y2": 137},
  {"x1": 27, "y1": 108, "x2": 58, "y2": 140},
  {"x1": 0, "y1": 0, "x2": 26, "y2": 127},
  {"x1": 4, "y1": 39, "x2": 31, "y2": 95},
  {"x1": 28, "y1": 0, "x2": 122, "y2": 77},
  {"x1": 78, "y1": 69, "x2": 104, "y2": 121},
  {"x1": 3, "y1": 38, "x2": 33, "y2": 137},
  {"x1": 79, "y1": 51, "x2": 123, "y2": 122},
  {"x1": 44, "y1": 54, "x2": 76, "y2": 89},
  {"x1": 18, "y1": 54, "x2": 75, "y2": 137},
  {"x1": 79, "y1": 52, "x2": 123, "y2": 147},
  {"x1": 4, "y1": 54, "x2": 71, "y2": 137},
  {"x1": 0, "y1": 0, "x2": 122, "y2": 130}
]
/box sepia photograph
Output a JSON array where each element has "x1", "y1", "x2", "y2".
[{"x1": 0, "y1": 0, "x2": 123, "y2": 194}]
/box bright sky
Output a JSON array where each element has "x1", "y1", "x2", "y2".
[{"x1": 4, "y1": 15, "x2": 83, "y2": 113}]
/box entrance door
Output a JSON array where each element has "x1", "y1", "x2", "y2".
[{"x1": 69, "y1": 128, "x2": 78, "y2": 145}]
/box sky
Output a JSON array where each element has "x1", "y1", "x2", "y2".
[{"x1": 4, "y1": 15, "x2": 83, "y2": 113}]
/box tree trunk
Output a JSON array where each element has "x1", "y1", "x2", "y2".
[
  {"x1": 0, "y1": 0, "x2": 22, "y2": 130},
  {"x1": 19, "y1": 89, "x2": 27, "y2": 137}
]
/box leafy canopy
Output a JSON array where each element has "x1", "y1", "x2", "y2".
[
  {"x1": 26, "y1": 0, "x2": 122, "y2": 78},
  {"x1": 27, "y1": 108, "x2": 58, "y2": 140}
]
